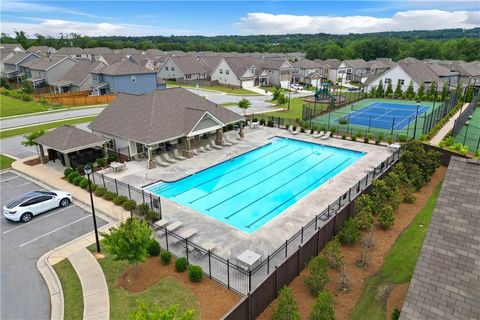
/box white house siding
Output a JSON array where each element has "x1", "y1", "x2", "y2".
[
  {"x1": 158, "y1": 58, "x2": 185, "y2": 80},
  {"x1": 327, "y1": 68, "x2": 338, "y2": 83},
  {"x1": 366, "y1": 66, "x2": 417, "y2": 92},
  {"x1": 211, "y1": 60, "x2": 241, "y2": 87}
]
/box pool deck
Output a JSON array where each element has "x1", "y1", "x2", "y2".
[{"x1": 110, "y1": 127, "x2": 393, "y2": 259}]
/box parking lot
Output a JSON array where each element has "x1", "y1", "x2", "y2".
[{"x1": 0, "y1": 171, "x2": 109, "y2": 320}]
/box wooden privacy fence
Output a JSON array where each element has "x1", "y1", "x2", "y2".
[{"x1": 35, "y1": 90, "x2": 116, "y2": 105}]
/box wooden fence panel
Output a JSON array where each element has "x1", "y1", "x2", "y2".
[
  {"x1": 249, "y1": 274, "x2": 277, "y2": 319},
  {"x1": 39, "y1": 94, "x2": 116, "y2": 106}
]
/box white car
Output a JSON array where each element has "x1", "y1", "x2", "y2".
[
  {"x1": 290, "y1": 83, "x2": 304, "y2": 91},
  {"x1": 3, "y1": 190, "x2": 72, "y2": 222}
]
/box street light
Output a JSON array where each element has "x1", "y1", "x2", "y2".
[
  {"x1": 413, "y1": 99, "x2": 420, "y2": 139},
  {"x1": 84, "y1": 164, "x2": 101, "y2": 254}
]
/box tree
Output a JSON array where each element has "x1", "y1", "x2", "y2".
[
  {"x1": 440, "y1": 83, "x2": 449, "y2": 101},
  {"x1": 101, "y1": 218, "x2": 152, "y2": 277},
  {"x1": 310, "y1": 291, "x2": 335, "y2": 320},
  {"x1": 416, "y1": 83, "x2": 425, "y2": 99},
  {"x1": 22, "y1": 129, "x2": 46, "y2": 159},
  {"x1": 323, "y1": 237, "x2": 343, "y2": 269},
  {"x1": 385, "y1": 81, "x2": 393, "y2": 96},
  {"x1": 404, "y1": 80, "x2": 415, "y2": 98},
  {"x1": 22, "y1": 79, "x2": 33, "y2": 94},
  {"x1": 277, "y1": 93, "x2": 288, "y2": 107},
  {"x1": 338, "y1": 218, "x2": 361, "y2": 245},
  {"x1": 304, "y1": 256, "x2": 329, "y2": 296},
  {"x1": 129, "y1": 300, "x2": 194, "y2": 320},
  {"x1": 378, "y1": 205, "x2": 395, "y2": 229},
  {"x1": 272, "y1": 286, "x2": 301, "y2": 320},
  {"x1": 237, "y1": 98, "x2": 251, "y2": 116},
  {"x1": 394, "y1": 81, "x2": 403, "y2": 98},
  {"x1": 427, "y1": 82, "x2": 437, "y2": 101},
  {"x1": 338, "y1": 264, "x2": 351, "y2": 293},
  {"x1": 272, "y1": 87, "x2": 282, "y2": 100},
  {"x1": 375, "y1": 80, "x2": 384, "y2": 98}
]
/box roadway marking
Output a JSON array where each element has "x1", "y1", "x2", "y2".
[
  {"x1": 3, "y1": 207, "x2": 74, "y2": 234},
  {"x1": 15, "y1": 181, "x2": 33, "y2": 187},
  {"x1": 19, "y1": 215, "x2": 91, "y2": 247},
  {"x1": 1, "y1": 176, "x2": 20, "y2": 182}
]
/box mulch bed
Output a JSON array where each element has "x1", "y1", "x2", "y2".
[
  {"x1": 23, "y1": 158, "x2": 41, "y2": 166},
  {"x1": 118, "y1": 256, "x2": 241, "y2": 320},
  {"x1": 258, "y1": 166, "x2": 447, "y2": 320}
]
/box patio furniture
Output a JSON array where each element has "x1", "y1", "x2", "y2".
[
  {"x1": 109, "y1": 161, "x2": 124, "y2": 173},
  {"x1": 249, "y1": 122, "x2": 259, "y2": 129},
  {"x1": 320, "y1": 131, "x2": 332, "y2": 140},
  {"x1": 205, "y1": 144, "x2": 212, "y2": 151},
  {"x1": 210, "y1": 140, "x2": 223, "y2": 149},
  {"x1": 224, "y1": 135, "x2": 238, "y2": 145},
  {"x1": 173, "y1": 149, "x2": 186, "y2": 160},
  {"x1": 291, "y1": 127, "x2": 300, "y2": 135},
  {"x1": 192, "y1": 149, "x2": 200, "y2": 156},
  {"x1": 155, "y1": 155, "x2": 169, "y2": 167},
  {"x1": 236, "y1": 249, "x2": 262, "y2": 270},
  {"x1": 199, "y1": 146, "x2": 207, "y2": 153},
  {"x1": 388, "y1": 143, "x2": 401, "y2": 152},
  {"x1": 313, "y1": 131, "x2": 325, "y2": 138},
  {"x1": 162, "y1": 153, "x2": 177, "y2": 163},
  {"x1": 179, "y1": 227, "x2": 197, "y2": 239},
  {"x1": 287, "y1": 125, "x2": 294, "y2": 132},
  {"x1": 154, "y1": 219, "x2": 169, "y2": 229},
  {"x1": 222, "y1": 139, "x2": 232, "y2": 147},
  {"x1": 166, "y1": 221, "x2": 182, "y2": 231}
]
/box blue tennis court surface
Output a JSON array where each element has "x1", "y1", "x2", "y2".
[
  {"x1": 148, "y1": 138, "x2": 364, "y2": 233},
  {"x1": 340, "y1": 102, "x2": 431, "y2": 130}
]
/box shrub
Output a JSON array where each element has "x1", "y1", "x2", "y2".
[
  {"x1": 67, "y1": 171, "x2": 80, "y2": 183},
  {"x1": 21, "y1": 94, "x2": 33, "y2": 101},
  {"x1": 72, "y1": 176, "x2": 83, "y2": 186},
  {"x1": 76, "y1": 165, "x2": 85, "y2": 175},
  {"x1": 146, "y1": 210, "x2": 160, "y2": 222},
  {"x1": 338, "y1": 218, "x2": 361, "y2": 245},
  {"x1": 113, "y1": 195, "x2": 128, "y2": 206},
  {"x1": 89, "y1": 184, "x2": 98, "y2": 192},
  {"x1": 339, "y1": 118, "x2": 348, "y2": 125},
  {"x1": 103, "y1": 191, "x2": 116, "y2": 201},
  {"x1": 398, "y1": 134, "x2": 407, "y2": 142},
  {"x1": 188, "y1": 265, "x2": 203, "y2": 282},
  {"x1": 272, "y1": 286, "x2": 300, "y2": 320},
  {"x1": 64, "y1": 167, "x2": 74, "y2": 177},
  {"x1": 79, "y1": 178, "x2": 89, "y2": 189},
  {"x1": 95, "y1": 187, "x2": 107, "y2": 197},
  {"x1": 403, "y1": 187, "x2": 416, "y2": 203},
  {"x1": 300, "y1": 127, "x2": 306, "y2": 133},
  {"x1": 342, "y1": 134, "x2": 347, "y2": 140},
  {"x1": 136, "y1": 203, "x2": 150, "y2": 216},
  {"x1": 323, "y1": 237, "x2": 343, "y2": 269},
  {"x1": 379, "y1": 205, "x2": 395, "y2": 229},
  {"x1": 123, "y1": 200, "x2": 137, "y2": 211},
  {"x1": 304, "y1": 256, "x2": 329, "y2": 296},
  {"x1": 160, "y1": 250, "x2": 172, "y2": 265},
  {"x1": 391, "y1": 308, "x2": 401, "y2": 320},
  {"x1": 310, "y1": 291, "x2": 335, "y2": 320},
  {"x1": 107, "y1": 154, "x2": 117, "y2": 163},
  {"x1": 363, "y1": 136, "x2": 369, "y2": 143},
  {"x1": 351, "y1": 135, "x2": 357, "y2": 141},
  {"x1": 252, "y1": 117, "x2": 258, "y2": 122},
  {"x1": 148, "y1": 239, "x2": 161, "y2": 256},
  {"x1": 175, "y1": 257, "x2": 188, "y2": 272},
  {"x1": 354, "y1": 208, "x2": 374, "y2": 230},
  {"x1": 387, "y1": 136, "x2": 393, "y2": 144},
  {"x1": 96, "y1": 158, "x2": 106, "y2": 167},
  {"x1": 259, "y1": 118, "x2": 266, "y2": 125},
  {"x1": 292, "y1": 125, "x2": 297, "y2": 131},
  {"x1": 267, "y1": 120, "x2": 274, "y2": 127}
]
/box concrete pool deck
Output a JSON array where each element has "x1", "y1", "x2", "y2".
[{"x1": 108, "y1": 127, "x2": 393, "y2": 259}]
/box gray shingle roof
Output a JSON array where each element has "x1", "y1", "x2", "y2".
[
  {"x1": 23, "y1": 56, "x2": 70, "y2": 71},
  {"x1": 293, "y1": 59, "x2": 321, "y2": 69},
  {"x1": 223, "y1": 57, "x2": 260, "y2": 79},
  {"x1": 342, "y1": 59, "x2": 368, "y2": 69},
  {"x1": 3, "y1": 52, "x2": 39, "y2": 65},
  {"x1": 170, "y1": 56, "x2": 209, "y2": 75},
  {"x1": 259, "y1": 59, "x2": 292, "y2": 70},
  {"x1": 56, "y1": 47, "x2": 85, "y2": 55},
  {"x1": 26, "y1": 46, "x2": 51, "y2": 53},
  {"x1": 319, "y1": 59, "x2": 342, "y2": 68},
  {"x1": 35, "y1": 125, "x2": 107, "y2": 152},
  {"x1": 88, "y1": 87, "x2": 243, "y2": 145},
  {"x1": 98, "y1": 53, "x2": 126, "y2": 65},
  {"x1": 427, "y1": 63, "x2": 460, "y2": 77},
  {"x1": 399, "y1": 62, "x2": 443, "y2": 86},
  {"x1": 94, "y1": 60, "x2": 154, "y2": 76},
  {"x1": 51, "y1": 60, "x2": 104, "y2": 87},
  {"x1": 84, "y1": 47, "x2": 113, "y2": 55}
]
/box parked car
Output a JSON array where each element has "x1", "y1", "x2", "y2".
[
  {"x1": 3, "y1": 190, "x2": 72, "y2": 222},
  {"x1": 290, "y1": 83, "x2": 304, "y2": 91}
]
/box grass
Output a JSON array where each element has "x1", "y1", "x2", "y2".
[
  {"x1": 88, "y1": 244, "x2": 198, "y2": 319},
  {"x1": 219, "y1": 102, "x2": 239, "y2": 107},
  {"x1": 53, "y1": 259, "x2": 84, "y2": 320},
  {"x1": 0, "y1": 95, "x2": 84, "y2": 118},
  {"x1": 0, "y1": 116, "x2": 97, "y2": 139},
  {"x1": 165, "y1": 80, "x2": 259, "y2": 95},
  {"x1": 0, "y1": 154, "x2": 15, "y2": 170},
  {"x1": 350, "y1": 182, "x2": 443, "y2": 320},
  {"x1": 260, "y1": 97, "x2": 305, "y2": 120}
]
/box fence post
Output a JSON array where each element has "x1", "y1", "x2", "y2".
[
  {"x1": 390, "y1": 117, "x2": 396, "y2": 135},
  {"x1": 102, "y1": 173, "x2": 106, "y2": 188},
  {"x1": 185, "y1": 238, "x2": 189, "y2": 263},
  {"x1": 127, "y1": 184, "x2": 131, "y2": 200},
  {"x1": 463, "y1": 125, "x2": 469, "y2": 145},
  {"x1": 92, "y1": 172, "x2": 96, "y2": 185},
  {"x1": 315, "y1": 214, "x2": 318, "y2": 230},
  {"x1": 157, "y1": 197, "x2": 162, "y2": 220},
  {"x1": 348, "y1": 187, "x2": 351, "y2": 201},
  {"x1": 142, "y1": 189, "x2": 145, "y2": 203},
  {"x1": 249, "y1": 270, "x2": 252, "y2": 292},
  {"x1": 267, "y1": 255, "x2": 270, "y2": 274},
  {"x1": 208, "y1": 250, "x2": 212, "y2": 279},
  {"x1": 285, "y1": 240, "x2": 288, "y2": 258},
  {"x1": 227, "y1": 259, "x2": 230, "y2": 289},
  {"x1": 327, "y1": 205, "x2": 330, "y2": 218},
  {"x1": 274, "y1": 266, "x2": 279, "y2": 297},
  {"x1": 165, "y1": 228, "x2": 169, "y2": 251},
  {"x1": 368, "y1": 115, "x2": 372, "y2": 133},
  {"x1": 373, "y1": 167, "x2": 376, "y2": 178},
  {"x1": 297, "y1": 246, "x2": 301, "y2": 276},
  {"x1": 149, "y1": 193, "x2": 153, "y2": 209},
  {"x1": 114, "y1": 178, "x2": 118, "y2": 194},
  {"x1": 301, "y1": 226, "x2": 304, "y2": 243}
]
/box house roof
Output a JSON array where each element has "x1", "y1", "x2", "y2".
[
  {"x1": 427, "y1": 63, "x2": 460, "y2": 77},
  {"x1": 320, "y1": 59, "x2": 342, "y2": 68},
  {"x1": 114, "y1": 48, "x2": 140, "y2": 55},
  {"x1": 26, "y1": 46, "x2": 51, "y2": 53},
  {"x1": 84, "y1": 47, "x2": 113, "y2": 55},
  {"x1": 438, "y1": 60, "x2": 480, "y2": 77},
  {"x1": 51, "y1": 60, "x2": 104, "y2": 87},
  {"x1": 56, "y1": 47, "x2": 85, "y2": 55},
  {"x1": 23, "y1": 56, "x2": 71, "y2": 71},
  {"x1": 169, "y1": 56, "x2": 209, "y2": 75},
  {"x1": 223, "y1": 57, "x2": 260, "y2": 79},
  {"x1": 3, "y1": 52, "x2": 39, "y2": 65},
  {"x1": 35, "y1": 125, "x2": 107, "y2": 153},
  {"x1": 293, "y1": 59, "x2": 321, "y2": 69},
  {"x1": 94, "y1": 59, "x2": 154, "y2": 76},
  {"x1": 200, "y1": 56, "x2": 223, "y2": 72},
  {"x1": 0, "y1": 43, "x2": 24, "y2": 50},
  {"x1": 144, "y1": 48, "x2": 165, "y2": 56},
  {"x1": 259, "y1": 59, "x2": 292, "y2": 70},
  {"x1": 399, "y1": 62, "x2": 443, "y2": 86},
  {"x1": 342, "y1": 59, "x2": 368, "y2": 69},
  {"x1": 98, "y1": 53, "x2": 126, "y2": 65},
  {"x1": 88, "y1": 87, "x2": 243, "y2": 145},
  {"x1": 397, "y1": 57, "x2": 419, "y2": 64}
]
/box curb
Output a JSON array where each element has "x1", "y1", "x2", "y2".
[
  {"x1": 0, "y1": 104, "x2": 107, "y2": 120},
  {"x1": 38, "y1": 250, "x2": 64, "y2": 320},
  {"x1": 0, "y1": 114, "x2": 99, "y2": 132}
]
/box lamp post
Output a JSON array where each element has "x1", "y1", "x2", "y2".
[
  {"x1": 84, "y1": 164, "x2": 101, "y2": 254},
  {"x1": 287, "y1": 68, "x2": 292, "y2": 111},
  {"x1": 413, "y1": 99, "x2": 420, "y2": 139}
]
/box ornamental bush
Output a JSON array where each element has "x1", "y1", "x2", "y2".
[
  {"x1": 354, "y1": 207, "x2": 374, "y2": 230},
  {"x1": 136, "y1": 203, "x2": 150, "y2": 216},
  {"x1": 79, "y1": 178, "x2": 89, "y2": 189},
  {"x1": 72, "y1": 176, "x2": 83, "y2": 186},
  {"x1": 147, "y1": 239, "x2": 161, "y2": 256},
  {"x1": 64, "y1": 167, "x2": 74, "y2": 177},
  {"x1": 175, "y1": 257, "x2": 188, "y2": 272},
  {"x1": 146, "y1": 210, "x2": 160, "y2": 222},
  {"x1": 272, "y1": 286, "x2": 300, "y2": 320},
  {"x1": 95, "y1": 187, "x2": 107, "y2": 197},
  {"x1": 310, "y1": 291, "x2": 335, "y2": 320},
  {"x1": 338, "y1": 218, "x2": 361, "y2": 246},
  {"x1": 403, "y1": 187, "x2": 416, "y2": 203},
  {"x1": 304, "y1": 256, "x2": 329, "y2": 296},
  {"x1": 113, "y1": 195, "x2": 129, "y2": 206},
  {"x1": 67, "y1": 171, "x2": 80, "y2": 183},
  {"x1": 379, "y1": 205, "x2": 395, "y2": 229},
  {"x1": 103, "y1": 191, "x2": 116, "y2": 201},
  {"x1": 188, "y1": 265, "x2": 203, "y2": 282},
  {"x1": 322, "y1": 237, "x2": 343, "y2": 269},
  {"x1": 96, "y1": 158, "x2": 106, "y2": 167},
  {"x1": 123, "y1": 200, "x2": 137, "y2": 211},
  {"x1": 160, "y1": 251, "x2": 172, "y2": 265}
]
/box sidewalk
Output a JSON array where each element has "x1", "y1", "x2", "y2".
[{"x1": 430, "y1": 103, "x2": 468, "y2": 145}]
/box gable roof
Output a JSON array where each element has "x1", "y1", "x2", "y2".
[
  {"x1": 427, "y1": 63, "x2": 460, "y2": 77},
  {"x1": 35, "y1": 125, "x2": 107, "y2": 152},
  {"x1": 56, "y1": 47, "x2": 85, "y2": 55},
  {"x1": 26, "y1": 46, "x2": 51, "y2": 53},
  {"x1": 259, "y1": 59, "x2": 292, "y2": 70},
  {"x1": 168, "y1": 56, "x2": 209, "y2": 75},
  {"x1": 3, "y1": 52, "x2": 39, "y2": 65},
  {"x1": 88, "y1": 87, "x2": 243, "y2": 145},
  {"x1": 342, "y1": 59, "x2": 368, "y2": 69},
  {"x1": 23, "y1": 56, "x2": 73, "y2": 71},
  {"x1": 84, "y1": 47, "x2": 113, "y2": 55},
  {"x1": 0, "y1": 43, "x2": 24, "y2": 51},
  {"x1": 200, "y1": 56, "x2": 223, "y2": 72},
  {"x1": 98, "y1": 53, "x2": 126, "y2": 65},
  {"x1": 320, "y1": 59, "x2": 342, "y2": 68},
  {"x1": 222, "y1": 57, "x2": 260, "y2": 79},
  {"x1": 399, "y1": 62, "x2": 443, "y2": 86},
  {"x1": 94, "y1": 59, "x2": 155, "y2": 76},
  {"x1": 293, "y1": 59, "x2": 321, "y2": 69},
  {"x1": 51, "y1": 60, "x2": 104, "y2": 87}
]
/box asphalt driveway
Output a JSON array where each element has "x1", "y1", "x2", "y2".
[{"x1": 0, "y1": 171, "x2": 108, "y2": 320}]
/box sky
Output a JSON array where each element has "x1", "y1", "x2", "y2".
[{"x1": 1, "y1": 0, "x2": 479, "y2": 37}]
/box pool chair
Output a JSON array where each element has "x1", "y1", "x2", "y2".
[
  {"x1": 224, "y1": 135, "x2": 238, "y2": 145},
  {"x1": 154, "y1": 219, "x2": 170, "y2": 230},
  {"x1": 291, "y1": 127, "x2": 300, "y2": 135},
  {"x1": 313, "y1": 131, "x2": 325, "y2": 138},
  {"x1": 287, "y1": 125, "x2": 294, "y2": 132},
  {"x1": 179, "y1": 227, "x2": 197, "y2": 239},
  {"x1": 320, "y1": 131, "x2": 332, "y2": 140},
  {"x1": 155, "y1": 155, "x2": 169, "y2": 167},
  {"x1": 173, "y1": 149, "x2": 186, "y2": 160},
  {"x1": 161, "y1": 153, "x2": 177, "y2": 163},
  {"x1": 205, "y1": 144, "x2": 212, "y2": 151},
  {"x1": 192, "y1": 149, "x2": 200, "y2": 156},
  {"x1": 210, "y1": 140, "x2": 223, "y2": 149},
  {"x1": 166, "y1": 221, "x2": 182, "y2": 232},
  {"x1": 199, "y1": 146, "x2": 207, "y2": 153}
]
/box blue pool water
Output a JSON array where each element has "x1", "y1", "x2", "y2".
[{"x1": 148, "y1": 137, "x2": 364, "y2": 233}]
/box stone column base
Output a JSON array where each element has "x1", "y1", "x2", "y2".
[
  {"x1": 148, "y1": 160, "x2": 156, "y2": 169},
  {"x1": 182, "y1": 150, "x2": 193, "y2": 158}
]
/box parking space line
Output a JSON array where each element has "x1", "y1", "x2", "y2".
[
  {"x1": 19, "y1": 215, "x2": 91, "y2": 247},
  {"x1": 3, "y1": 207, "x2": 75, "y2": 234},
  {"x1": 15, "y1": 181, "x2": 33, "y2": 187},
  {"x1": 1, "y1": 176, "x2": 20, "y2": 182}
]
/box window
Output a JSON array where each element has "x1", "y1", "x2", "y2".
[
  {"x1": 185, "y1": 74, "x2": 191, "y2": 79},
  {"x1": 165, "y1": 66, "x2": 169, "y2": 71},
  {"x1": 131, "y1": 75, "x2": 136, "y2": 83},
  {"x1": 398, "y1": 79, "x2": 405, "y2": 85},
  {"x1": 106, "y1": 139, "x2": 115, "y2": 150},
  {"x1": 92, "y1": 74, "x2": 98, "y2": 82},
  {"x1": 219, "y1": 69, "x2": 223, "y2": 74},
  {"x1": 226, "y1": 69, "x2": 229, "y2": 75},
  {"x1": 346, "y1": 68, "x2": 352, "y2": 73},
  {"x1": 385, "y1": 78, "x2": 392, "y2": 84},
  {"x1": 171, "y1": 67, "x2": 175, "y2": 71},
  {"x1": 76, "y1": 54, "x2": 81, "y2": 58}
]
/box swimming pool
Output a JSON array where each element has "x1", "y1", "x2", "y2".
[{"x1": 148, "y1": 137, "x2": 364, "y2": 233}]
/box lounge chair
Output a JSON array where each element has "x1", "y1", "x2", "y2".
[
  {"x1": 291, "y1": 127, "x2": 300, "y2": 135},
  {"x1": 205, "y1": 144, "x2": 212, "y2": 151},
  {"x1": 173, "y1": 149, "x2": 186, "y2": 160},
  {"x1": 320, "y1": 131, "x2": 332, "y2": 140},
  {"x1": 199, "y1": 146, "x2": 207, "y2": 153},
  {"x1": 224, "y1": 135, "x2": 238, "y2": 145},
  {"x1": 313, "y1": 131, "x2": 325, "y2": 138},
  {"x1": 210, "y1": 140, "x2": 223, "y2": 149},
  {"x1": 192, "y1": 149, "x2": 200, "y2": 156},
  {"x1": 162, "y1": 153, "x2": 177, "y2": 163},
  {"x1": 155, "y1": 155, "x2": 169, "y2": 167},
  {"x1": 154, "y1": 219, "x2": 169, "y2": 229},
  {"x1": 179, "y1": 227, "x2": 197, "y2": 239},
  {"x1": 166, "y1": 221, "x2": 182, "y2": 232},
  {"x1": 287, "y1": 125, "x2": 294, "y2": 132}
]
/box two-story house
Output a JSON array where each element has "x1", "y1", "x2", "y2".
[
  {"x1": 50, "y1": 60, "x2": 106, "y2": 93},
  {"x1": 157, "y1": 56, "x2": 209, "y2": 82},
  {"x1": 337, "y1": 59, "x2": 369, "y2": 83},
  {"x1": 210, "y1": 57, "x2": 258, "y2": 88},
  {"x1": 259, "y1": 59, "x2": 293, "y2": 88},
  {"x1": 292, "y1": 59, "x2": 323, "y2": 86},
  {"x1": 24, "y1": 56, "x2": 77, "y2": 88},
  {"x1": 2, "y1": 52, "x2": 41, "y2": 80}
]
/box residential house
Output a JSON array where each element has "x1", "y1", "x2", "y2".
[
  {"x1": 128, "y1": 54, "x2": 158, "y2": 71},
  {"x1": 337, "y1": 59, "x2": 369, "y2": 83},
  {"x1": 1, "y1": 49, "x2": 18, "y2": 77},
  {"x1": 55, "y1": 47, "x2": 88, "y2": 59},
  {"x1": 24, "y1": 56, "x2": 77, "y2": 88},
  {"x1": 199, "y1": 55, "x2": 223, "y2": 76},
  {"x1": 437, "y1": 60, "x2": 480, "y2": 87},
  {"x1": 84, "y1": 47, "x2": 113, "y2": 61},
  {"x1": 114, "y1": 48, "x2": 140, "y2": 55},
  {"x1": 88, "y1": 87, "x2": 243, "y2": 162},
  {"x1": 157, "y1": 56, "x2": 209, "y2": 81},
  {"x1": 292, "y1": 59, "x2": 324, "y2": 86},
  {"x1": 50, "y1": 60, "x2": 105, "y2": 93},
  {"x1": 97, "y1": 53, "x2": 127, "y2": 66},
  {"x1": 367, "y1": 58, "x2": 396, "y2": 75},
  {"x1": 26, "y1": 46, "x2": 56, "y2": 56},
  {"x1": 0, "y1": 43, "x2": 24, "y2": 52},
  {"x1": 426, "y1": 63, "x2": 460, "y2": 87},
  {"x1": 259, "y1": 59, "x2": 293, "y2": 88},
  {"x1": 91, "y1": 59, "x2": 160, "y2": 95},
  {"x1": 210, "y1": 57, "x2": 258, "y2": 88},
  {"x1": 318, "y1": 59, "x2": 342, "y2": 83},
  {"x1": 2, "y1": 52, "x2": 41, "y2": 80}
]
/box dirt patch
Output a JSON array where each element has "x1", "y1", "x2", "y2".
[
  {"x1": 23, "y1": 158, "x2": 41, "y2": 166},
  {"x1": 258, "y1": 166, "x2": 446, "y2": 320},
  {"x1": 118, "y1": 257, "x2": 240, "y2": 320},
  {"x1": 387, "y1": 283, "x2": 409, "y2": 318}
]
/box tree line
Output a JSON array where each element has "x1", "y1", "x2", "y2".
[{"x1": 2, "y1": 28, "x2": 479, "y2": 61}]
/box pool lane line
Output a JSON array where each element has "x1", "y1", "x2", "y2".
[
  {"x1": 188, "y1": 147, "x2": 303, "y2": 204},
  {"x1": 170, "y1": 143, "x2": 290, "y2": 197},
  {"x1": 244, "y1": 157, "x2": 352, "y2": 229},
  {"x1": 208, "y1": 152, "x2": 328, "y2": 212},
  {"x1": 222, "y1": 153, "x2": 335, "y2": 219}
]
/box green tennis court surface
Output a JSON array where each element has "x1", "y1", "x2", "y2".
[{"x1": 454, "y1": 107, "x2": 480, "y2": 152}]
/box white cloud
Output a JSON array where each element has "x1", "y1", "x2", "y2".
[
  {"x1": 237, "y1": 10, "x2": 480, "y2": 35},
  {"x1": 1, "y1": 1, "x2": 105, "y2": 19},
  {"x1": 1, "y1": 19, "x2": 196, "y2": 37}
]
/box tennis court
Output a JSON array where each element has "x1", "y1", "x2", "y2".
[{"x1": 342, "y1": 101, "x2": 431, "y2": 130}]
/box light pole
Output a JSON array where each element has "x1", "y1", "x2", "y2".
[
  {"x1": 84, "y1": 164, "x2": 101, "y2": 254},
  {"x1": 287, "y1": 68, "x2": 292, "y2": 111},
  {"x1": 413, "y1": 99, "x2": 420, "y2": 139}
]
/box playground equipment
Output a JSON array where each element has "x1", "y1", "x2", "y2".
[{"x1": 314, "y1": 82, "x2": 336, "y2": 102}]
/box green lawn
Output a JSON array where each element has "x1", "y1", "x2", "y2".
[
  {"x1": 0, "y1": 154, "x2": 15, "y2": 170},
  {"x1": 350, "y1": 182, "x2": 443, "y2": 320},
  {"x1": 257, "y1": 97, "x2": 306, "y2": 120},
  {"x1": 88, "y1": 244, "x2": 198, "y2": 319},
  {"x1": 0, "y1": 116, "x2": 97, "y2": 139},
  {"x1": 165, "y1": 80, "x2": 259, "y2": 95},
  {"x1": 53, "y1": 259, "x2": 84, "y2": 320},
  {"x1": 0, "y1": 95, "x2": 77, "y2": 118},
  {"x1": 219, "y1": 102, "x2": 239, "y2": 107}
]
